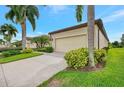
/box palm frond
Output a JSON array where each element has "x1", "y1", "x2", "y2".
[
  {"x1": 0, "y1": 24, "x2": 18, "y2": 40},
  {"x1": 5, "y1": 10, "x2": 15, "y2": 23},
  {"x1": 5, "y1": 5, "x2": 39, "y2": 31},
  {"x1": 27, "y1": 14, "x2": 36, "y2": 31},
  {"x1": 27, "y1": 6, "x2": 39, "y2": 19},
  {"x1": 76, "y1": 5, "x2": 83, "y2": 22}
]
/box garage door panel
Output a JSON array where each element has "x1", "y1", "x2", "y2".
[{"x1": 55, "y1": 35, "x2": 87, "y2": 52}]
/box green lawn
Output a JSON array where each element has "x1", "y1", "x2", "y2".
[
  {"x1": 39, "y1": 48, "x2": 124, "y2": 87},
  {"x1": 0, "y1": 52, "x2": 42, "y2": 64}
]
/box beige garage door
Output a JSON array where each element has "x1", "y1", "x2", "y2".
[{"x1": 55, "y1": 35, "x2": 87, "y2": 52}]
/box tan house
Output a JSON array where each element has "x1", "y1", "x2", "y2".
[
  {"x1": 49, "y1": 19, "x2": 109, "y2": 52},
  {"x1": 26, "y1": 37, "x2": 37, "y2": 48}
]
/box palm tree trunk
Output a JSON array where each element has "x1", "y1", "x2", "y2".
[
  {"x1": 8, "y1": 36, "x2": 11, "y2": 47},
  {"x1": 21, "y1": 22, "x2": 26, "y2": 50},
  {"x1": 87, "y1": 5, "x2": 95, "y2": 67}
]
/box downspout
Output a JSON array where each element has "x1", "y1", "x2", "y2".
[{"x1": 98, "y1": 29, "x2": 100, "y2": 49}]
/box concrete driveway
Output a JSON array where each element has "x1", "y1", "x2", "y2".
[
  {"x1": 44, "y1": 52, "x2": 65, "y2": 57},
  {"x1": 0, "y1": 52, "x2": 67, "y2": 87}
]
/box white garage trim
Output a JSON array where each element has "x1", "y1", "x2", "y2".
[{"x1": 55, "y1": 33, "x2": 86, "y2": 39}]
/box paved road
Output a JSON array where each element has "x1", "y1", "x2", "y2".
[{"x1": 0, "y1": 52, "x2": 67, "y2": 87}]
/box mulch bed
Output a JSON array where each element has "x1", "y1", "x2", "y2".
[
  {"x1": 65, "y1": 61, "x2": 106, "y2": 72},
  {"x1": 47, "y1": 79, "x2": 61, "y2": 87}
]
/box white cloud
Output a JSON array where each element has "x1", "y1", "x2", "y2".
[
  {"x1": 36, "y1": 31, "x2": 45, "y2": 34},
  {"x1": 102, "y1": 9, "x2": 124, "y2": 23},
  {"x1": 97, "y1": 6, "x2": 116, "y2": 18},
  {"x1": 108, "y1": 31, "x2": 124, "y2": 42},
  {"x1": 12, "y1": 33, "x2": 22, "y2": 41},
  {"x1": 48, "y1": 5, "x2": 68, "y2": 14},
  {"x1": 27, "y1": 31, "x2": 47, "y2": 37}
]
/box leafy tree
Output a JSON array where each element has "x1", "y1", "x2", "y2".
[
  {"x1": 75, "y1": 5, "x2": 95, "y2": 68},
  {"x1": 112, "y1": 41, "x2": 120, "y2": 48},
  {"x1": 121, "y1": 34, "x2": 124, "y2": 47},
  {"x1": 39, "y1": 35, "x2": 50, "y2": 47},
  {"x1": 0, "y1": 24, "x2": 17, "y2": 47},
  {"x1": 108, "y1": 42, "x2": 113, "y2": 49},
  {"x1": 31, "y1": 35, "x2": 50, "y2": 48},
  {"x1": 5, "y1": 5, "x2": 39, "y2": 50},
  {"x1": 31, "y1": 37, "x2": 41, "y2": 48}
]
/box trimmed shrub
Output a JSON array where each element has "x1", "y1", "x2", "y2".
[
  {"x1": 64, "y1": 48, "x2": 88, "y2": 69},
  {"x1": 64, "y1": 48, "x2": 107, "y2": 69},
  {"x1": 2, "y1": 50, "x2": 21, "y2": 57},
  {"x1": 22, "y1": 48, "x2": 33, "y2": 53},
  {"x1": 44, "y1": 47, "x2": 54, "y2": 53},
  {"x1": 34, "y1": 47, "x2": 54, "y2": 53},
  {"x1": 94, "y1": 49, "x2": 106, "y2": 64},
  {"x1": 103, "y1": 47, "x2": 109, "y2": 53},
  {"x1": 34, "y1": 48, "x2": 46, "y2": 52}
]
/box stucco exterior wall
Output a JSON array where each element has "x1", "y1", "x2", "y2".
[
  {"x1": 99, "y1": 28, "x2": 108, "y2": 48},
  {"x1": 94, "y1": 25, "x2": 99, "y2": 49}
]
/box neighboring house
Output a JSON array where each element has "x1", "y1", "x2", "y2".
[
  {"x1": 0, "y1": 42, "x2": 9, "y2": 48},
  {"x1": 49, "y1": 19, "x2": 109, "y2": 52},
  {"x1": 26, "y1": 35, "x2": 50, "y2": 48},
  {"x1": 0, "y1": 44, "x2": 8, "y2": 48},
  {"x1": 26, "y1": 37, "x2": 37, "y2": 48},
  {"x1": 12, "y1": 38, "x2": 37, "y2": 48}
]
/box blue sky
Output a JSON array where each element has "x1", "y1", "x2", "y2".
[{"x1": 0, "y1": 5, "x2": 124, "y2": 42}]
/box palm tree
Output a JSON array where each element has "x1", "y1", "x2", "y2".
[
  {"x1": 5, "y1": 5, "x2": 39, "y2": 50},
  {"x1": 0, "y1": 24, "x2": 18, "y2": 47},
  {"x1": 76, "y1": 5, "x2": 95, "y2": 68}
]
